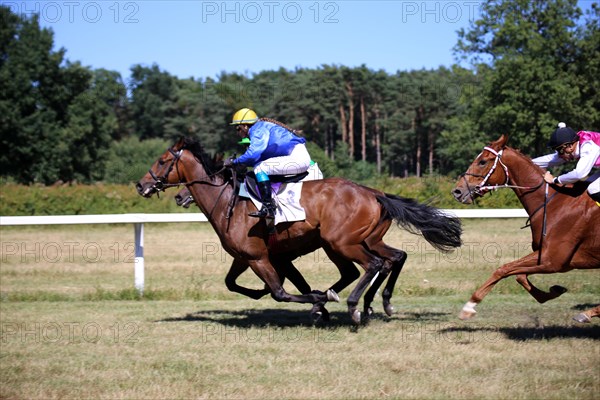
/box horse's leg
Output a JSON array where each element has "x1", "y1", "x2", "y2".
[
  {"x1": 361, "y1": 265, "x2": 389, "y2": 318},
  {"x1": 514, "y1": 274, "x2": 568, "y2": 303},
  {"x1": 226, "y1": 253, "x2": 319, "y2": 300},
  {"x1": 359, "y1": 219, "x2": 408, "y2": 318},
  {"x1": 322, "y1": 244, "x2": 361, "y2": 294},
  {"x1": 224, "y1": 259, "x2": 271, "y2": 300},
  {"x1": 459, "y1": 250, "x2": 571, "y2": 320},
  {"x1": 573, "y1": 305, "x2": 600, "y2": 323},
  {"x1": 270, "y1": 255, "x2": 331, "y2": 322},
  {"x1": 322, "y1": 243, "x2": 385, "y2": 324},
  {"x1": 347, "y1": 253, "x2": 385, "y2": 324},
  {"x1": 247, "y1": 257, "x2": 332, "y2": 305},
  {"x1": 270, "y1": 255, "x2": 312, "y2": 294},
  {"x1": 304, "y1": 245, "x2": 362, "y2": 323},
  {"x1": 363, "y1": 244, "x2": 408, "y2": 317}
]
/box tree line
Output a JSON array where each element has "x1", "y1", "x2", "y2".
[{"x1": 1, "y1": 1, "x2": 598, "y2": 185}]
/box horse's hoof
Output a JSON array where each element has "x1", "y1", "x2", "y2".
[
  {"x1": 318, "y1": 306, "x2": 330, "y2": 322},
  {"x1": 327, "y1": 289, "x2": 340, "y2": 302},
  {"x1": 573, "y1": 313, "x2": 591, "y2": 323},
  {"x1": 311, "y1": 310, "x2": 330, "y2": 324},
  {"x1": 459, "y1": 301, "x2": 477, "y2": 320},
  {"x1": 311, "y1": 311, "x2": 323, "y2": 324},
  {"x1": 550, "y1": 285, "x2": 568, "y2": 295},
  {"x1": 384, "y1": 303, "x2": 394, "y2": 317},
  {"x1": 351, "y1": 310, "x2": 361, "y2": 325},
  {"x1": 310, "y1": 303, "x2": 330, "y2": 323},
  {"x1": 362, "y1": 306, "x2": 373, "y2": 322},
  {"x1": 458, "y1": 309, "x2": 476, "y2": 320}
]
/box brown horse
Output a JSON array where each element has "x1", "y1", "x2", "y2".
[
  {"x1": 452, "y1": 134, "x2": 600, "y2": 322},
  {"x1": 174, "y1": 187, "x2": 336, "y2": 320},
  {"x1": 137, "y1": 137, "x2": 462, "y2": 324}
]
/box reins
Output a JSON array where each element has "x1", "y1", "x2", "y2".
[
  {"x1": 462, "y1": 146, "x2": 551, "y2": 265},
  {"x1": 537, "y1": 183, "x2": 549, "y2": 265},
  {"x1": 147, "y1": 147, "x2": 238, "y2": 230},
  {"x1": 460, "y1": 147, "x2": 545, "y2": 197}
]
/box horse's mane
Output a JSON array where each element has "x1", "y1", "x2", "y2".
[
  {"x1": 181, "y1": 137, "x2": 219, "y2": 176},
  {"x1": 505, "y1": 146, "x2": 545, "y2": 175}
]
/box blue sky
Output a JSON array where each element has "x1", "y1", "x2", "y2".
[{"x1": 4, "y1": 1, "x2": 595, "y2": 81}]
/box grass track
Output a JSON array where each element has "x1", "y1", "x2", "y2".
[{"x1": 1, "y1": 220, "x2": 599, "y2": 399}]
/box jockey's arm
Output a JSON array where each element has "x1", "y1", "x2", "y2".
[
  {"x1": 532, "y1": 152, "x2": 564, "y2": 169},
  {"x1": 234, "y1": 124, "x2": 269, "y2": 166},
  {"x1": 557, "y1": 142, "x2": 600, "y2": 184}
]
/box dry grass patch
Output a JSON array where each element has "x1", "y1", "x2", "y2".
[{"x1": 1, "y1": 220, "x2": 599, "y2": 399}]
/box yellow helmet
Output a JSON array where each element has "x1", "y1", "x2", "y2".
[{"x1": 230, "y1": 108, "x2": 258, "y2": 125}]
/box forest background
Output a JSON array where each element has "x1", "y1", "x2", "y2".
[{"x1": 1, "y1": 1, "x2": 598, "y2": 214}]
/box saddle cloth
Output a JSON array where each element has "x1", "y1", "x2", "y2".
[
  {"x1": 239, "y1": 181, "x2": 306, "y2": 224},
  {"x1": 238, "y1": 162, "x2": 323, "y2": 225}
]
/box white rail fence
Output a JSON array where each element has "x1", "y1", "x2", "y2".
[{"x1": 0, "y1": 210, "x2": 527, "y2": 294}]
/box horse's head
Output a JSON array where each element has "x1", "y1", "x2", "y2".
[
  {"x1": 136, "y1": 137, "x2": 221, "y2": 198},
  {"x1": 174, "y1": 187, "x2": 195, "y2": 208},
  {"x1": 452, "y1": 134, "x2": 510, "y2": 204},
  {"x1": 136, "y1": 137, "x2": 187, "y2": 198}
]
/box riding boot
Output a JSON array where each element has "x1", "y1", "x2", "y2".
[
  {"x1": 249, "y1": 180, "x2": 276, "y2": 219},
  {"x1": 590, "y1": 191, "x2": 600, "y2": 204}
]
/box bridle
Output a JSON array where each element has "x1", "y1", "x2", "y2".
[
  {"x1": 461, "y1": 146, "x2": 509, "y2": 198},
  {"x1": 146, "y1": 146, "x2": 237, "y2": 222},
  {"x1": 147, "y1": 147, "x2": 184, "y2": 194},
  {"x1": 460, "y1": 146, "x2": 544, "y2": 201},
  {"x1": 460, "y1": 145, "x2": 550, "y2": 264},
  {"x1": 147, "y1": 147, "x2": 232, "y2": 192}
]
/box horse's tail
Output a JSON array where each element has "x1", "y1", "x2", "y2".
[{"x1": 376, "y1": 193, "x2": 462, "y2": 253}]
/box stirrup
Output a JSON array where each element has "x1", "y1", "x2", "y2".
[{"x1": 248, "y1": 206, "x2": 275, "y2": 219}]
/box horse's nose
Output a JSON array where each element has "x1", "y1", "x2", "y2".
[
  {"x1": 135, "y1": 182, "x2": 144, "y2": 195},
  {"x1": 452, "y1": 188, "x2": 463, "y2": 200}
]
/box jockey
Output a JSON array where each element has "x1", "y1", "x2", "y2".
[
  {"x1": 224, "y1": 108, "x2": 311, "y2": 219},
  {"x1": 532, "y1": 122, "x2": 600, "y2": 203}
]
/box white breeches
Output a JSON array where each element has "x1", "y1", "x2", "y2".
[{"x1": 254, "y1": 144, "x2": 311, "y2": 176}]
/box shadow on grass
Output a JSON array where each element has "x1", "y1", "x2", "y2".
[
  {"x1": 157, "y1": 308, "x2": 353, "y2": 328},
  {"x1": 393, "y1": 311, "x2": 451, "y2": 322},
  {"x1": 156, "y1": 304, "x2": 599, "y2": 334},
  {"x1": 157, "y1": 305, "x2": 458, "y2": 328},
  {"x1": 572, "y1": 302, "x2": 599, "y2": 311},
  {"x1": 440, "y1": 324, "x2": 600, "y2": 341}
]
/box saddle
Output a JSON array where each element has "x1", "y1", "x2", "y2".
[
  {"x1": 242, "y1": 171, "x2": 308, "y2": 199},
  {"x1": 235, "y1": 171, "x2": 310, "y2": 225}
]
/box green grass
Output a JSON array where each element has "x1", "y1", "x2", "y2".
[{"x1": 1, "y1": 220, "x2": 599, "y2": 399}]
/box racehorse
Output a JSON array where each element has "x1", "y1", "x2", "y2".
[
  {"x1": 452, "y1": 134, "x2": 600, "y2": 323},
  {"x1": 137, "y1": 137, "x2": 462, "y2": 324},
  {"x1": 174, "y1": 187, "x2": 337, "y2": 321}
]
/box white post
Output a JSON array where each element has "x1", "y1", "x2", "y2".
[{"x1": 134, "y1": 223, "x2": 144, "y2": 295}]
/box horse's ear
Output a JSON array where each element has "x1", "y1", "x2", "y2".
[
  {"x1": 489, "y1": 134, "x2": 509, "y2": 150},
  {"x1": 214, "y1": 153, "x2": 224, "y2": 162},
  {"x1": 173, "y1": 136, "x2": 186, "y2": 150}
]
